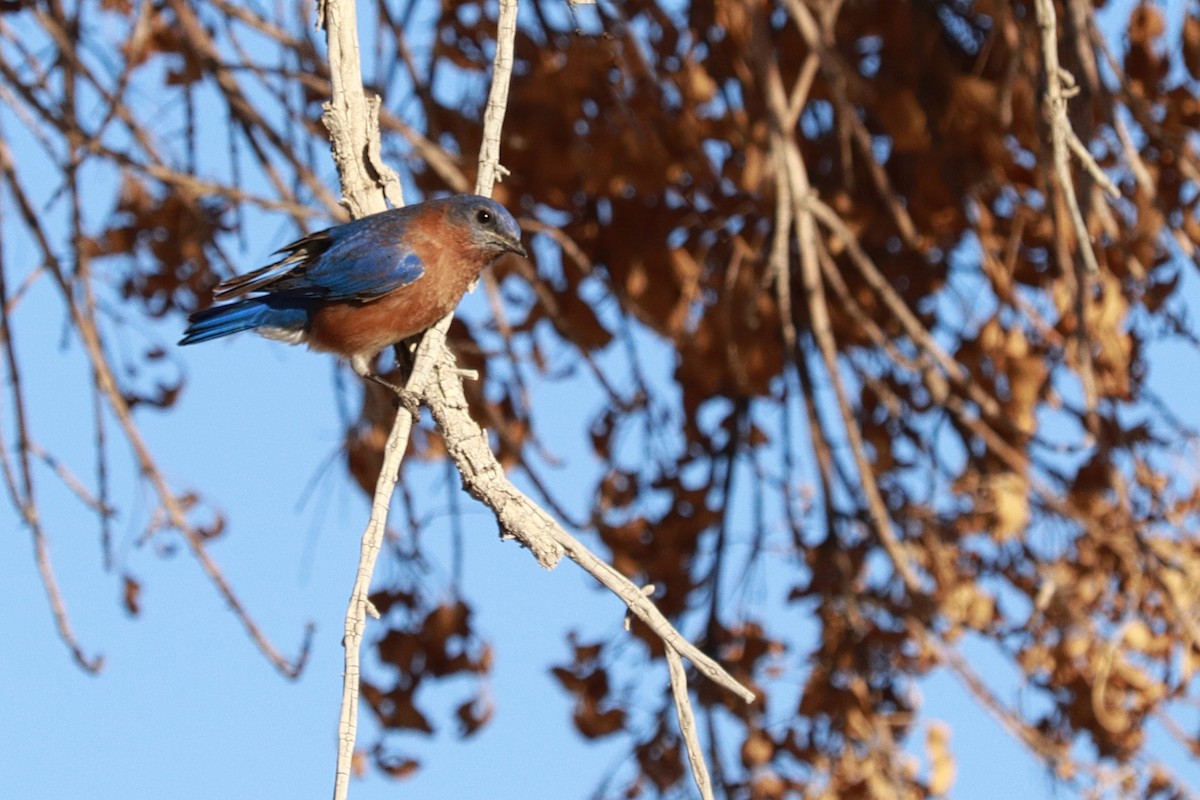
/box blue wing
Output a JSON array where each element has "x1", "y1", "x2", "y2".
[{"x1": 214, "y1": 208, "x2": 426, "y2": 303}]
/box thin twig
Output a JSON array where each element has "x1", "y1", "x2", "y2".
[
  {"x1": 318, "y1": 0, "x2": 400, "y2": 789},
  {"x1": 1033, "y1": 1, "x2": 1100, "y2": 429},
  {"x1": 332, "y1": 387, "x2": 419, "y2": 799},
  {"x1": 0, "y1": 137, "x2": 312, "y2": 678},
  {"x1": 1034, "y1": 0, "x2": 1101, "y2": 276},
  {"x1": 759, "y1": 41, "x2": 924, "y2": 594},
  {"x1": 666, "y1": 648, "x2": 714, "y2": 800},
  {"x1": 475, "y1": 0, "x2": 519, "y2": 197},
  {"x1": 25, "y1": 439, "x2": 113, "y2": 517},
  {"x1": 0, "y1": 203, "x2": 103, "y2": 672}
]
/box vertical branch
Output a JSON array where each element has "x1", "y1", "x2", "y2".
[
  {"x1": 319, "y1": 0, "x2": 400, "y2": 216},
  {"x1": 1034, "y1": 0, "x2": 1105, "y2": 429},
  {"x1": 475, "y1": 0, "x2": 519, "y2": 197},
  {"x1": 0, "y1": 207, "x2": 103, "y2": 673},
  {"x1": 1034, "y1": 0, "x2": 1113, "y2": 278},
  {"x1": 757, "y1": 33, "x2": 923, "y2": 593},
  {"x1": 318, "y1": 0, "x2": 413, "y2": 794},
  {"x1": 332, "y1": 389, "x2": 418, "y2": 800},
  {"x1": 785, "y1": 155, "x2": 921, "y2": 595},
  {"x1": 327, "y1": 1, "x2": 519, "y2": 797},
  {"x1": 0, "y1": 11, "x2": 103, "y2": 672},
  {"x1": 667, "y1": 648, "x2": 714, "y2": 800}
]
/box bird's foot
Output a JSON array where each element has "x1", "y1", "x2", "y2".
[
  {"x1": 394, "y1": 388, "x2": 422, "y2": 420},
  {"x1": 366, "y1": 373, "x2": 422, "y2": 420}
]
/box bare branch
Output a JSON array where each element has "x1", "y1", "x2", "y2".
[
  {"x1": 422, "y1": 347, "x2": 754, "y2": 705},
  {"x1": 667, "y1": 648, "x2": 714, "y2": 800},
  {"x1": 1034, "y1": 0, "x2": 1102, "y2": 276},
  {"x1": 0, "y1": 225, "x2": 103, "y2": 672}
]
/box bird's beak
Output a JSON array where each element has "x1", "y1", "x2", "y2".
[{"x1": 491, "y1": 233, "x2": 527, "y2": 258}]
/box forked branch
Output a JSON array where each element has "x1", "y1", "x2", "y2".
[{"x1": 323, "y1": 1, "x2": 753, "y2": 798}]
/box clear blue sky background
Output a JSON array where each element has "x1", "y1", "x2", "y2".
[{"x1": 2, "y1": 1, "x2": 1198, "y2": 798}]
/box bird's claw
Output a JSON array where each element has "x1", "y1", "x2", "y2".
[
  {"x1": 394, "y1": 387, "x2": 422, "y2": 420},
  {"x1": 366, "y1": 373, "x2": 422, "y2": 420}
]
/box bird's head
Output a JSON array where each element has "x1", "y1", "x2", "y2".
[{"x1": 449, "y1": 195, "x2": 527, "y2": 259}]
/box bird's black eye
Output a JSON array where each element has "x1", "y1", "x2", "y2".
[{"x1": 475, "y1": 208, "x2": 494, "y2": 226}]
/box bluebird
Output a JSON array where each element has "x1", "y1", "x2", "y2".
[{"x1": 180, "y1": 194, "x2": 525, "y2": 385}]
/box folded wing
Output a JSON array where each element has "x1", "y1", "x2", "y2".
[{"x1": 213, "y1": 208, "x2": 428, "y2": 303}]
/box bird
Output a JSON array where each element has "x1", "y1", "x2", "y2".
[{"x1": 179, "y1": 194, "x2": 526, "y2": 387}]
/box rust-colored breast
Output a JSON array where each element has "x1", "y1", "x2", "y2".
[{"x1": 306, "y1": 222, "x2": 485, "y2": 359}]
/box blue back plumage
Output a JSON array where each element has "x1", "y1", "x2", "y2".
[
  {"x1": 295, "y1": 216, "x2": 426, "y2": 300},
  {"x1": 211, "y1": 206, "x2": 429, "y2": 303}
]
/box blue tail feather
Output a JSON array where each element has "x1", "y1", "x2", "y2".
[{"x1": 179, "y1": 299, "x2": 308, "y2": 345}]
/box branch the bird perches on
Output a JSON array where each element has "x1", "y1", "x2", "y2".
[{"x1": 317, "y1": 2, "x2": 754, "y2": 798}]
